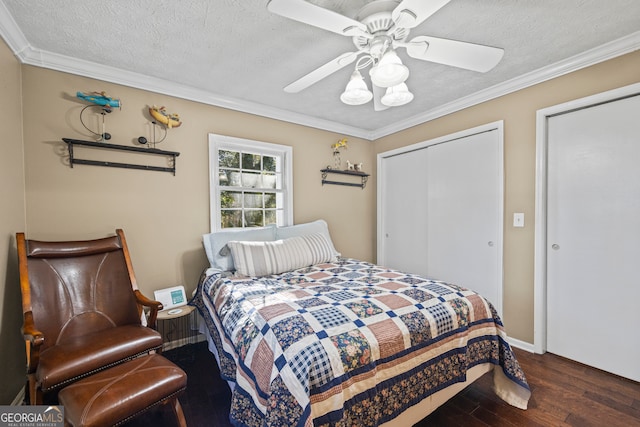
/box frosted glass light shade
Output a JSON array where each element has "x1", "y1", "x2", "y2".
[
  {"x1": 340, "y1": 70, "x2": 373, "y2": 105},
  {"x1": 370, "y1": 50, "x2": 409, "y2": 88},
  {"x1": 381, "y1": 83, "x2": 414, "y2": 107}
]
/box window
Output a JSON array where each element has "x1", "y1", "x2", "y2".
[{"x1": 209, "y1": 134, "x2": 293, "y2": 231}]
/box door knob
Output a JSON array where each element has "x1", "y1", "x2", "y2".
[
  {"x1": 552, "y1": 244, "x2": 560, "y2": 250},
  {"x1": 488, "y1": 241, "x2": 494, "y2": 247}
]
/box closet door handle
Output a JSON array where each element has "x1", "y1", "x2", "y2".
[
  {"x1": 551, "y1": 244, "x2": 560, "y2": 250},
  {"x1": 488, "y1": 241, "x2": 494, "y2": 247}
]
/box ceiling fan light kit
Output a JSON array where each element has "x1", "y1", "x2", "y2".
[
  {"x1": 267, "y1": 0, "x2": 504, "y2": 111},
  {"x1": 369, "y1": 49, "x2": 410, "y2": 88},
  {"x1": 381, "y1": 82, "x2": 414, "y2": 107},
  {"x1": 340, "y1": 70, "x2": 374, "y2": 105}
]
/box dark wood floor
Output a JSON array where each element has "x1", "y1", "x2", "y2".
[{"x1": 131, "y1": 341, "x2": 640, "y2": 427}]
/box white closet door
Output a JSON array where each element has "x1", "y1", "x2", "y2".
[
  {"x1": 379, "y1": 147, "x2": 430, "y2": 277},
  {"x1": 378, "y1": 125, "x2": 502, "y2": 313},
  {"x1": 547, "y1": 94, "x2": 640, "y2": 381},
  {"x1": 426, "y1": 131, "x2": 501, "y2": 308}
]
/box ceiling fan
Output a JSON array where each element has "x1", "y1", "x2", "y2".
[{"x1": 266, "y1": 0, "x2": 504, "y2": 110}]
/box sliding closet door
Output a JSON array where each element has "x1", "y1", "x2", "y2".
[
  {"x1": 426, "y1": 131, "x2": 502, "y2": 308},
  {"x1": 378, "y1": 147, "x2": 430, "y2": 277},
  {"x1": 546, "y1": 94, "x2": 640, "y2": 381},
  {"x1": 378, "y1": 124, "x2": 503, "y2": 312}
]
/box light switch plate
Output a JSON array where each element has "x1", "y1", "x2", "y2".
[{"x1": 513, "y1": 213, "x2": 525, "y2": 227}]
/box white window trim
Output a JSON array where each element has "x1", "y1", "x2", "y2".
[{"x1": 208, "y1": 133, "x2": 293, "y2": 231}]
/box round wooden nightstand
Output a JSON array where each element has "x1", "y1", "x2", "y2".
[{"x1": 156, "y1": 305, "x2": 199, "y2": 352}]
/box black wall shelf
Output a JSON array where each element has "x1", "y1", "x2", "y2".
[
  {"x1": 321, "y1": 168, "x2": 369, "y2": 189},
  {"x1": 63, "y1": 138, "x2": 180, "y2": 175}
]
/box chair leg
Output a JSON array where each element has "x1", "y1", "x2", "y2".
[
  {"x1": 171, "y1": 398, "x2": 187, "y2": 427},
  {"x1": 27, "y1": 375, "x2": 43, "y2": 405}
]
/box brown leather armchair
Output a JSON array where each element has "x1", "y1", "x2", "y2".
[{"x1": 17, "y1": 229, "x2": 164, "y2": 405}]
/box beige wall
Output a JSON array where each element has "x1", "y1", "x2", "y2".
[
  {"x1": 373, "y1": 50, "x2": 640, "y2": 343},
  {"x1": 3, "y1": 46, "x2": 376, "y2": 404},
  {"x1": 0, "y1": 38, "x2": 27, "y2": 403},
  {"x1": 3, "y1": 34, "x2": 639, "y2": 403},
  {"x1": 20, "y1": 65, "x2": 376, "y2": 298}
]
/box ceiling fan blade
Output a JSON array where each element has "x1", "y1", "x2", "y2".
[
  {"x1": 372, "y1": 84, "x2": 389, "y2": 111},
  {"x1": 267, "y1": 0, "x2": 368, "y2": 37},
  {"x1": 284, "y1": 51, "x2": 359, "y2": 93},
  {"x1": 392, "y1": 0, "x2": 451, "y2": 29},
  {"x1": 404, "y1": 36, "x2": 504, "y2": 72}
]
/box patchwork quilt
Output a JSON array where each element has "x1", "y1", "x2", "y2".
[{"x1": 191, "y1": 258, "x2": 530, "y2": 427}]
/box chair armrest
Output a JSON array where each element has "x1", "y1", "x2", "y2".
[
  {"x1": 22, "y1": 311, "x2": 44, "y2": 373},
  {"x1": 134, "y1": 290, "x2": 163, "y2": 329}
]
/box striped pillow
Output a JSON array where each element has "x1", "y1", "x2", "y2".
[{"x1": 226, "y1": 233, "x2": 337, "y2": 277}]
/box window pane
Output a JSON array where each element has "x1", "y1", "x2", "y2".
[
  {"x1": 219, "y1": 150, "x2": 239, "y2": 168},
  {"x1": 244, "y1": 192, "x2": 263, "y2": 208},
  {"x1": 221, "y1": 210, "x2": 242, "y2": 228},
  {"x1": 227, "y1": 171, "x2": 241, "y2": 187},
  {"x1": 244, "y1": 210, "x2": 264, "y2": 227},
  {"x1": 241, "y1": 171, "x2": 261, "y2": 188},
  {"x1": 265, "y1": 192, "x2": 276, "y2": 208},
  {"x1": 242, "y1": 153, "x2": 261, "y2": 171},
  {"x1": 263, "y1": 156, "x2": 276, "y2": 172},
  {"x1": 262, "y1": 173, "x2": 276, "y2": 189},
  {"x1": 221, "y1": 191, "x2": 241, "y2": 208},
  {"x1": 218, "y1": 169, "x2": 243, "y2": 186},
  {"x1": 265, "y1": 210, "x2": 276, "y2": 225}
]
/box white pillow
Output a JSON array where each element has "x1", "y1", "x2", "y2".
[
  {"x1": 202, "y1": 225, "x2": 276, "y2": 271},
  {"x1": 276, "y1": 219, "x2": 340, "y2": 257},
  {"x1": 226, "y1": 233, "x2": 337, "y2": 277}
]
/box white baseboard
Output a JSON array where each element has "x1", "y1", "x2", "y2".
[
  {"x1": 508, "y1": 337, "x2": 536, "y2": 353},
  {"x1": 11, "y1": 386, "x2": 25, "y2": 406}
]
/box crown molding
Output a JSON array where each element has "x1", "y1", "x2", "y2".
[
  {"x1": 17, "y1": 45, "x2": 373, "y2": 139},
  {"x1": 370, "y1": 30, "x2": 640, "y2": 139},
  {"x1": 1, "y1": 1, "x2": 637, "y2": 142},
  {"x1": 0, "y1": 0, "x2": 371, "y2": 139}
]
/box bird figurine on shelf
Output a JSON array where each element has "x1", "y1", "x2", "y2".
[
  {"x1": 138, "y1": 105, "x2": 183, "y2": 148},
  {"x1": 76, "y1": 91, "x2": 121, "y2": 112},
  {"x1": 76, "y1": 90, "x2": 121, "y2": 141},
  {"x1": 149, "y1": 105, "x2": 182, "y2": 129}
]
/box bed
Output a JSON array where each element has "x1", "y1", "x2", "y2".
[{"x1": 191, "y1": 220, "x2": 530, "y2": 427}]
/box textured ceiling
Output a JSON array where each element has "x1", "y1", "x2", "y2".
[{"x1": 1, "y1": 0, "x2": 639, "y2": 139}]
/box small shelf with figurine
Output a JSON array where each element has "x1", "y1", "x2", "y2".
[
  {"x1": 321, "y1": 168, "x2": 369, "y2": 189},
  {"x1": 322, "y1": 138, "x2": 368, "y2": 189},
  {"x1": 67, "y1": 91, "x2": 182, "y2": 174}
]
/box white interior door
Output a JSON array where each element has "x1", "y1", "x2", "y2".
[
  {"x1": 426, "y1": 131, "x2": 502, "y2": 308},
  {"x1": 378, "y1": 123, "x2": 503, "y2": 313},
  {"x1": 546, "y1": 94, "x2": 640, "y2": 381},
  {"x1": 378, "y1": 147, "x2": 429, "y2": 277}
]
